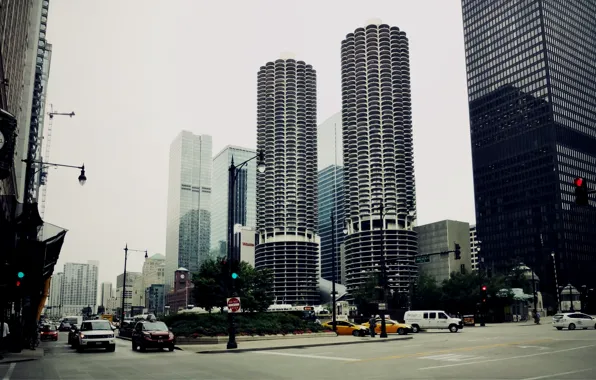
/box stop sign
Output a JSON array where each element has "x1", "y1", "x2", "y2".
[{"x1": 227, "y1": 297, "x2": 241, "y2": 313}]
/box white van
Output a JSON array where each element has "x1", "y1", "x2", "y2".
[{"x1": 404, "y1": 310, "x2": 463, "y2": 333}]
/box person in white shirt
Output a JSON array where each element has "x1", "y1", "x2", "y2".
[{"x1": 1, "y1": 321, "x2": 9, "y2": 360}]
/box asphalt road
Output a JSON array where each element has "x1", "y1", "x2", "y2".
[{"x1": 1, "y1": 323, "x2": 595, "y2": 379}]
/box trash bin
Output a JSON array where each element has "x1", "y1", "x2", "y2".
[{"x1": 463, "y1": 315, "x2": 475, "y2": 326}]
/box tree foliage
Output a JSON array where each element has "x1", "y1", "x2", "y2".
[{"x1": 191, "y1": 258, "x2": 274, "y2": 313}]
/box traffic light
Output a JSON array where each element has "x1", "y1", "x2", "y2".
[
  {"x1": 17, "y1": 271, "x2": 24, "y2": 279},
  {"x1": 15, "y1": 271, "x2": 24, "y2": 288},
  {"x1": 481, "y1": 285, "x2": 488, "y2": 303},
  {"x1": 574, "y1": 177, "x2": 589, "y2": 206},
  {"x1": 454, "y1": 243, "x2": 461, "y2": 260},
  {"x1": 230, "y1": 259, "x2": 240, "y2": 280}
]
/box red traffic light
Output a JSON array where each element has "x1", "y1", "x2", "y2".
[
  {"x1": 481, "y1": 286, "x2": 487, "y2": 291},
  {"x1": 574, "y1": 177, "x2": 584, "y2": 187},
  {"x1": 16, "y1": 281, "x2": 21, "y2": 287}
]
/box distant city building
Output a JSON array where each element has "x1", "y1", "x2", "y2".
[
  {"x1": 232, "y1": 226, "x2": 256, "y2": 267},
  {"x1": 341, "y1": 20, "x2": 418, "y2": 295},
  {"x1": 318, "y1": 165, "x2": 345, "y2": 284},
  {"x1": 165, "y1": 131, "x2": 212, "y2": 289},
  {"x1": 100, "y1": 282, "x2": 112, "y2": 309},
  {"x1": 211, "y1": 146, "x2": 257, "y2": 256},
  {"x1": 61, "y1": 261, "x2": 99, "y2": 316},
  {"x1": 46, "y1": 272, "x2": 63, "y2": 318},
  {"x1": 142, "y1": 253, "x2": 165, "y2": 288},
  {"x1": 165, "y1": 268, "x2": 194, "y2": 312},
  {"x1": 255, "y1": 53, "x2": 320, "y2": 305},
  {"x1": 415, "y1": 220, "x2": 472, "y2": 284},
  {"x1": 146, "y1": 284, "x2": 165, "y2": 315},
  {"x1": 469, "y1": 225, "x2": 480, "y2": 271},
  {"x1": 317, "y1": 112, "x2": 342, "y2": 170},
  {"x1": 116, "y1": 272, "x2": 141, "y2": 317},
  {"x1": 462, "y1": 0, "x2": 596, "y2": 293}
]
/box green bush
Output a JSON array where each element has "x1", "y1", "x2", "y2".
[{"x1": 162, "y1": 312, "x2": 331, "y2": 337}]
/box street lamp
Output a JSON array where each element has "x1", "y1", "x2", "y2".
[
  {"x1": 551, "y1": 252, "x2": 560, "y2": 313},
  {"x1": 226, "y1": 150, "x2": 266, "y2": 350},
  {"x1": 120, "y1": 244, "x2": 148, "y2": 324},
  {"x1": 23, "y1": 159, "x2": 87, "y2": 186},
  {"x1": 330, "y1": 214, "x2": 337, "y2": 333},
  {"x1": 376, "y1": 201, "x2": 389, "y2": 339}
]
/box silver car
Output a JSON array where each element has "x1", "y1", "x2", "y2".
[{"x1": 76, "y1": 320, "x2": 116, "y2": 352}]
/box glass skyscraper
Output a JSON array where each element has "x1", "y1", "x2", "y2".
[
  {"x1": 211, "y1": 146, "x2": 257, "y2": 257},
  {"x1": 318, "y1": 165, "x2": 345, "y2": 284},
  {"x1": 165, "y1": 131, "x2": 212, "y2": 289},
  {"x1": 462, "y1": 1, "x2": 596, "y2": 294}
]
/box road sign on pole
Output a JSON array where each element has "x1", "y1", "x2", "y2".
[
  {"x1": 415, "y1": 255, "x2": 430, "y2": 264},
  {"x1": 227, "y1": 297, "x2": 241, "y2": 313}
]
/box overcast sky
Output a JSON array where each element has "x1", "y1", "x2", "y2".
[{"x1": 43, "y1": 0, "x2": 475, "y2": 288}]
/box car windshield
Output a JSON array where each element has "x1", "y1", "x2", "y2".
[
  {"x1": 80, "y1": 321, "x2": 112, "y2": 331},
  {"x1": 142, "y1": 322, "x2": 168, "y2": 331},
  {"x1": 42, "y1": 325, "x2": 56, "y2": 331}
]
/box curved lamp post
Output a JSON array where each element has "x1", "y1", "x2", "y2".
[{"x1": 120, "y1": 244, "x2": 148, "y2": 324}]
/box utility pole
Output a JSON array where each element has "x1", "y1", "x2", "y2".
[{"x1": 378, "y1": 202, "x2": 388, "y2": 339}]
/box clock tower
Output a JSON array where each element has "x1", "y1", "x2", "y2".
[{"x1": 174, "y1": 268, "x2": 190, "y2": 292}]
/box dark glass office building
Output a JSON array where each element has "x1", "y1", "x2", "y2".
[
  {"x1": 318, "y1": 165, "x2": 345, "y2": 284},
  {"x1": 462, "y1": 0, "x2": 596, "y2": 301}
]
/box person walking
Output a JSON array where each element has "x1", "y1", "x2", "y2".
[
  {"x1": 0, "y1": 321, "x2": 9, "y2": 359},
  {"x1": 369, "y1": 315, "x2": 377, "y2": 337}
]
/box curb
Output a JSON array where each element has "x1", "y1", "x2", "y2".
[
  {"x1": 117, "y1": 336, "x2": 183, "y2": 351},
  {"x1": 0, "y1": 358, "x2": 36, "y2": 364},
  {"x1": 196, "y1": 336, "x2": 414, "y2": 354}
]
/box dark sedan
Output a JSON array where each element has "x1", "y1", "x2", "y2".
[
  {"x1": 58, "y1": 322, "x2": 71, "y2": 332},
  {"x1": 131, "y1": 321, "x2": 175, "y2": 352}
]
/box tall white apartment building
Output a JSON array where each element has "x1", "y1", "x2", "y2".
[
  {"x1": 100, "y1": 282, "x2": 112, "y2": 308},
  {"x1": 61, "y1": 261, "x2": 99, "y2": 316},
  {"x1": 142, "y1": 253, "x2": 165, "y2": 288},
  {"x1": 470, "y1": 225, "x2": 480, "y2": 271},
  {"x1": 116, "y1": 271, "x2": 141, "y2": 316},
  {"x1": 46, "y1": 272, "x2": 63, "y2": 318}
]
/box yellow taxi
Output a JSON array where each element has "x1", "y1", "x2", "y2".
[
  {"x1": 322, "y1": 321, "x2": 369, "y2": 337},
  {"x1": 361, "y1": 318, "x2": 411, "y2": 335}
]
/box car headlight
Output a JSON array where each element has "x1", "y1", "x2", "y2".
[
  {"x1": 79, "y1": 333, "x2": 85, "y2": 338},
  {"x1": 169, "y1": 332, "x2": 175, "y2": 339}
]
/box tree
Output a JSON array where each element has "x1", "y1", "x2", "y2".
[
  {"x1": 352, "y1": 272, "x2": 383, "y2": 316},
  {"x1": 441, "y1": 271, "x2": 482, "y2": 314},
  {"x1": 234, "y1": 261, "x2": 274, "y2": 312},
  {"x1": 192, "y1": 258, "x2": 227, "y2": 312},
  {"x1": 191, "y1": 258, "x2": 274, "y2": 313},
  {"x1": 413, "y1": 273, "x2": 442, "y2": 310}
]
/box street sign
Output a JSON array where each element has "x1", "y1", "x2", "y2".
[
  {"x1": 227, "y1": 297, "x2": 241, "y2": 313},
  {"x1": 415, "y1": 255, "x2": 430, "y2": 263},
  {"x1": 378, "y1": 303, "x2": 387, "y2": 310}
]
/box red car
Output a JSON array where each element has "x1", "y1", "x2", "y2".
[{"x1": 40, "y1": 325, "x2": 59, "y2": 341}]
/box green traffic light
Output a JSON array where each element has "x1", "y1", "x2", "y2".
[
  {"x1": 17, "y1": 272, "x2": 24, "y2": 279},
  {"x1": 231, "y1": 273, "x2": 239, "y2": 279}
]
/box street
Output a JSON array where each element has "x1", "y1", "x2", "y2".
[{"x1": 1, "y1": 323, "x2": 595, "y2": 379}]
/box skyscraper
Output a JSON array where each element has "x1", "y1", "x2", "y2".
[
  {"x1": 211, "y1": 146, "x2": 257, "y2": 256},
  {"x1": 317, "y1": 112, "x2": 343, "y2": 170},
  {"x1": 318, "y1": 165, "x2": 345, "y2": 284},
  {"x1": 462, "y1": 0, "x2": 596, "y2": 292},
  {"x1": 255, "y1": 53, "x2": 319, "y2": 305},
  {"x1": 47, "y1": 272, "x2": 63, "y2": 318},
  {"x1": 165, "y1": 131, "x2": 212, "y2": 289},
  {"x1": 61, "y1": 261, "x2": 99, "y2": 316},
  {"x1": 100, "y1": 282, "x2": 112, "y2": 308},
  {"x1": 341, "y1": 20, "x2": 418, "y2": 295}
]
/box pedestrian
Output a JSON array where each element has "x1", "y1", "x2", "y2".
[
  {"x1": 369, "y1": 315, "x2": 376, "y2": 337},
  {"x1": 0, "y1": 320, "x2": 9, "y2": 360}
]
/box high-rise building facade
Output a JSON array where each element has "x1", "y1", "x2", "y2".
[
  {"x1": 318, "y1": 112, "x2": 343, "y2": 170},
  {"x1": 142, "y1": 253, "x2": 165, "y2": 288},
  {"x1": 255, "y1": 53, "x2": 320, "y2": 305},
  {"x1": 61, "y1": 261, "x2": 99, "y2": 316},
  {"x1": 318, "y1": 165, "x2": 345, "y2": 284},
  {"x1": 116, "y1": 271, "x2": 141, "y2": 316},
  {"x1": 469, "y1": 224, "x2": 480, "y2": 271},
  {"x1": 211, "y1": 146, "x2": 257, "y2": 256},
  {"x1": 47, "y1": 272, "x2": 63, "y2": 317},
  {"x1": 100, "y1": 282, "x2": 112, "y2": 308},
  {"x1": 341, "y1": 20, "x2": 418, "y2": 295},
  {"x1": 462, "y1": 0, "x2": 596, "y2": 293},
  {"x1": 165, "y1": 131, "x2": 212, "y2": 289}
]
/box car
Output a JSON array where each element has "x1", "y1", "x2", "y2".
[
  {"x1": 131, "y1": 320, "x2": 175, "y2": 352},
  {"x1": 40, "y1": 325, "x2": 59, "y2": 341},
  {"x1": 58, "y1": 322, "x2": 72, "y2": 332},
  {"x1": 404, "y1": 310, "x2": 463, "y2": 333},
  {"x1": 553, "y1": 312, "x2": 596, "y2": 330},
  {"x1": 321, "y1": 321, "x2": 369, "y2": 336},
  {"x1": 75, "y1": 320, "x2": 116, "y2": 352},
  {"x1": 361, "y1": 319, "x2": 411, "y2": 335}
]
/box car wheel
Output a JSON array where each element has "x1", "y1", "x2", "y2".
[
  {"x1": 352, "y1": 330, "x2": 359, "y2": 337},
  {"x1": 168, "y1": 346, "x2": 175, "y2": 352},
  {"x1": 139, "y1": 342, "x2": 146, "y2": 352},
  {"x1": 106, "y1": 345, "x2": 116, "y2": 352},
  {"x1": 568, "y1": 323, "x2": 576, "y2": 330},
  {"x1": 411, "y1": 325, "x2": 420, "y2": 333},
  {"x1": 449, "y1": 324, "x2": 459, "y2": 333},
  {"x1": 397, "y1": 328, "x2": 406, "y2": 335},
  {"x1": 556, "y1": 327, "x2": 563, "y2": 330},
  {"x1": 76, "y1": 346, "x2": 84, "y2": 353},
  {"x1": 131, "y1": 341, "x2": 137, "y2": 351}
]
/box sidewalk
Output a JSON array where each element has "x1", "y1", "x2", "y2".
[
  {"x1": 191, "y1": 335, "x2": 413, "y2": 354},
  {"x1": 0, "y1": 348, "x2": 44, "y2": 364}
]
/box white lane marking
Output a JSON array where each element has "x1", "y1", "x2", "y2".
[
  {"x1": 420, "y1": 344, "x2": 596, "y2": 370},
  {"x1": 2, "y1": 363, "x2": 15, "y2": 380},
  {"x1": 254, "y1": 351, "x2": 359, "y2": 361},
  {"x1": 419, "y1": 354, "x2": 486, "y2": 362},
  {"x1": 517, "y1": 345, "x2": 548, "y2": 350},
  {"x1": 520, "y1": 368, "x2": 594, "y2": 380}
]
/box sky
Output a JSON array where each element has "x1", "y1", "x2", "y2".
[{"x1": 43, "y1": 0, "x2": 475, "y2": 288}]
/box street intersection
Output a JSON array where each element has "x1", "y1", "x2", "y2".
[{"x1": 1, "y1": 322, "x2": 595, "y2": 379}]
